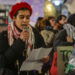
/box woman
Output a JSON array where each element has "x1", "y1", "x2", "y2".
[
  {"x1": 46, "y1": 16, "x2": 56, "y2": 31},
  {"x1": 53, "y1": 14, "x2": 75, "y2": 49},
  {"x1": 0, "y1": 2, "x2": 45, "y2": 75}
]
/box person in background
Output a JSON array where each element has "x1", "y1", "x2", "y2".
[
  {"x1": 55, "y1": 15, "x2": 67, "y2": 30},
  {"x1": 45, "y1": 16, "x2": 60, "y2": 34},
  {"x1": 35, "y1": 17, "x2": 43, "y2": 32},
  {"x1": 0, "y1": 2, "x2": 46, "y2": 75},
  {"x1": 39, "y1": 18, "x2": 55, "y2": 47},
  {"x1": 50, "y1": 15, "x2": 69, "y2": 75},
  {"x1": 46, "y1": 16, "x2": 56, "y2": 31},
  {"x1": 53, "y1": 14, "x2": 75, "y2": 50}
]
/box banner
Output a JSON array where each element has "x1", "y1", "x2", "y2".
[{"x1": 57, "y1": 46, "x2": 74, "y2": 75}]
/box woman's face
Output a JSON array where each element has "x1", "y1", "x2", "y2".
[
  {"x1": 49, "y1": 18, "x2": 56, "y2": 27},
  {"x1": 39, "y1": 19, "x2": 46, "y2": 30},
  {"x1": 59, "y1": 17, "x2": 67, "y2": 25},
  {"x1": 13, "y1": 10, "x2": 31, "y2": 30}
]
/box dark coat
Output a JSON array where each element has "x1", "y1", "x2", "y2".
[
  {"x1": 0, "y1": 28, "x2": 45, "y2": 75},
  {"x1": 53, "y1": 29, "x2": 74, "y2": 49}
]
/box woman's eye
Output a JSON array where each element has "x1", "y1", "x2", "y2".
[
  {"x1": 19, "y1": 15, "x2": 30, "y2": 19},
  {"x1": 26, "y1": 17, "x2": 30, "y2": 19},
  {"x1": 20, "y1": 16, "x2": 24, "y2": 19}
]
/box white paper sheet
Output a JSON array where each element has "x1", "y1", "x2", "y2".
[{"x1": 20, "y1": 47, "x2": 52, "y2": 71}]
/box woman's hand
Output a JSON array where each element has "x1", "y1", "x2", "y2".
[
  {"x1": 66, "y1": 36, "x2": 73, "y2": 43},
  {"x1": 20, "y1": 30, "x2": 29, "y2": 42},
  {"x1": 40, "y1": 56, "x2": 50, "y2": 63}
]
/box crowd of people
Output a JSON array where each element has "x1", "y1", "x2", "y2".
[{"x1": 0, "y1": 1, "x2": 75, "y2": 75}]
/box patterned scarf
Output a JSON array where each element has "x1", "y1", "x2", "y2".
[
  {"x1": 63, "y1": 23, "x2": 75, "y2": 40},
  {"x1": 8, "y1": 22, "x2": 35, "y2": 57}
]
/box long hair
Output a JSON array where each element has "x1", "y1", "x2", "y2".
[
  {"x1": 56, "y1": 15, "x2": 67, "y2": 23},
  {"x1": 35, "y1": 17, "x2": 43, "y2": 32},
  {"x1": 67, "y1": 14, "x2": 75, "y2": 26},
  {"x1": 46, "y1": 16, "x2": 55, "y2": 26}
]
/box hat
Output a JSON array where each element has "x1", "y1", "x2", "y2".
[{"x1": 9, "y1": 2, "x2": 32, "y2": 19}]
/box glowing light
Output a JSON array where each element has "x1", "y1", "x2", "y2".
[
  {"x1": 48, "y1": 0, "x2": 51, "y2": 1},
  {"x1": 52, "y1": 0, "x2": 64, "y2": 6},
  {"x1": 54, "y1": 1, "x2": 61, "y2": 6},
  {"x1": 46, "y1": 4, "x2": 53, "y2": 11}
]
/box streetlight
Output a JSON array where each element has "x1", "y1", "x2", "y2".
[{"x1": 52, "y1": 0, "x2": 64, "y2": 6}]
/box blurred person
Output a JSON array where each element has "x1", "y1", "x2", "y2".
[
  {"x1": 35, "y1": 17, "x2": 43, "y2": 32},
  {"x1": 35, "y1": 17, "x2": 55, "y2": 47},
  {"x1": 40, "y1": 18, "x2": 55, "y2": 47},
  {"x1": 57, "y1": 15, "x2": 67, "y2": 25},
  {"x1": 35, "y1": 18, "x2": 55, "y2": 74},
  {"x1": 55, "y1": 15, "x2": 67, "y2": 30},
  {"x1": 45, "y1": 16, "x2": 61, "y2": 34},
  {"x1": 0, "y1": 2, "x2": 46, "y2": 75},
  {"x1": 46, "y1": 16, "x2": 56, "y2": 31},
  {"x1": 35, "y1": 17, "x2": 58, "y2": 75},
  {"x1": 50, "y1": 15, "x2": 73, "y2": 75},
  {"x1": 53, "y1": 14, "x2": 75, "y2": 49}
]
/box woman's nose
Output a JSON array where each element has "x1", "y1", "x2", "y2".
[{"x1": 23, "y1": 17, "x2": 27, "y2": 22}]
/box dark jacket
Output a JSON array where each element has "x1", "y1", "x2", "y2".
[
  {"x1": 0, "y1": 28, "x2": 45, "y2": 75},
  {"x1": 53, "y1": 29, "x2": 74, "y2": 50}
]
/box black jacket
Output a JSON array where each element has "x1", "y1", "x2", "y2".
[
  {"x1": 53, "y1": 29, "x2": 74, "y2": 49},
  {"x1": 0, "y1": 28, "x2": 45, "y2": 75}
]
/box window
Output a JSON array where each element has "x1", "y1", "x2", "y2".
[{"x1": 0, "y1": 9, "x2": 8, "y2": 26}]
